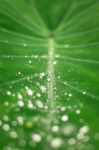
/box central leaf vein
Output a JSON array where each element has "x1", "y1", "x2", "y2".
[{"x1": 47, "y1": 37, "x2": 55, "y2": 109}]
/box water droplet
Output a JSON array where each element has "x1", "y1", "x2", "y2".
[
  {"x1": 61, "y1": 106, "x2": 66, "y2": 111},
  {"x1": 18, "y1": 100, "x2": 24, "y2": 107},
  {"x1": 10, "y1": 131, "x2": 18, "y2": 139},
  {"x1": 2, "y1": 124, "x2": 10, "y2": 131},
  {"x1": 64, "y1": 92, "x2": 68, "y2": 96},
  {"x1": 17, "y1": 93, "x2": 23, "y2": 100},
  {"x1": 68, "y1": 138, "x2": 76, "y2": 145},
  {"x1": 52, "y1": 125, "x2": 59, "y2": 132},
  {"x1": 77, "y1": 126, "x2": 90, "y2": 141},
  {"x1": 44, "y1": 105, "x2": 48, "y2": 110},
  {"x1": 55, "y1": 54, "x2": 60, "y2": 58},
  {"x1": 61, "y1": 115, "x2": 69, "y2": 122},
  {"x1": 65, "y1": 44, "x2": 70, "y2": 48},
  {"x1": 27, "y1": 89, "x2": 33, "y2": 96},
  {"x1": 40, "y1": 85, "x2": 46, "y2": 92},
  {"x1": 11, "y1": 121, "x2": 17, "y2": 127},
  {"x1": 76, "y1": 109, "x2": 81, "y2": 114},
  {"x1": 32, "y1": 133, "x2": 42, "y2": 143},
  {"x1": 83, "y1": 91, "x2": 86, "y2": 95},
  {"x1": 40, "y1": 72, "x2": 45, "y2": 76},
  {"x1": 28, "y1": 60, "x2": 32, "y2": 64},
  {"x1": 18, "y1": 71, "x2": 21, "y2": 75},
  {"x1": 36, "y1": 100, "x2": 44, "y2": 109},
  {"x1": 57, "y1": 76, "x2": 60, "y2": 79},
  {"x1": 3, "y1": 115, "x2": 9, "y2": 121},
  {"x1": 6, "y1": 91, "x2": 11, "y2": 96},
  {"x1": 23, "y1": 43, "x2": 27, "y2": 47},
  {"x1": 19, "y1": 139, "x2": 26, "y2": 147},
  {"x1": 53, "y1": 61, "x2": 57, "y2": 65},
  {"x1": 50, "y1": 138, "x2": 62, "y2": 148},
  {"x1": 4, "y1": 101, "x2": 9, "y2": 106},
  {"x1": 17, "y1": 116, "x2": 24, "y2": 126},
  {"x1": 47, "y1": 78, "x2": 51, "y2": 82},
  {"x1": 63, "y1": 124, "x2": 75, "y2": 136},
  {"x1": 28, "y1": 101, "x2": 33, "y2": 109},
  {"x1": 79, "y1": 126, "x2": 89, "y2": 134},
  {"x1": 68, "y1": 93, "x2": 72, "y2": 97},
  {"x1": 36, "y1": 93, "x2": 41, "y2": 97}
]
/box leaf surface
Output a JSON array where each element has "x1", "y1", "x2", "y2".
[{"x1": 0, "y1": 0, "x2": 99, "y2": 150}]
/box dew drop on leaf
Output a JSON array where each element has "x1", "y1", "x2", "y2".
[
  {"x1": 61, "y1": 115, "x2": 69, "y2": 122},
  {"x1": 32, "y1": 133, "x2": 42, "y2": 143},
  {"x1": 50, "y1": 138, "x2": 62, "y2": 148}
]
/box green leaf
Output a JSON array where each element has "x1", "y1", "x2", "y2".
[{"x1": 0, "y1": 0, "x2": 99, "y2": 149}]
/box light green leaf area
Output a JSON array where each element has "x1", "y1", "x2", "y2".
[{"x1": 0, "y1": 0, "x2": 99, "y2": 150}]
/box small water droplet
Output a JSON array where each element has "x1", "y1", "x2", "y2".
[
  {"x1": 76, "y1": 109, "x2": 81, "y2": 114},
  {"x1": 52, "y1": 125, "x2": 59, "y2": 132},
  {"x1": 36, "y1": 100, "x2": 43, "y2": 109},
  {"x1": 27, "y1": 89, "x2": 33, "y2": 96},
  {"x1": 50, "y1": 138, "x2": 62, "y2": 148},
  {"x1": 32, "y1": 133, "x2": 42, "y2": 143},
  {"x1": 17, "y1": 93, "x2": 23, "y2": 100},
  {"x1": 40, "y1": 85, "x2": 46, "y2": 92},
  {"x1": 68, "y1": 93, "x2": 72, "y2": 97},
  {"x1": 2, "y1": 124, "x2": 10, "y2": 131},
  {"x1": 6, "y1": 91, "x2": 11, "y2": 96},
  {"x1": 47, "y1": 78, "x2": 51, "y2": 82},
  {"x1": 61, "y1": 115, "x2": 69, "y2": 122},
  {"x1": 68, "y1": 138, "x2": 76, "y2": 146},
  {"x1": 23, "y1": 43, "x2": 27, "y2": 47},
  {"x1": 10, "y1": 131, "x2": 18, "y2": 139},
  {"x1": 18, "y1": 100, "x2": 24, "y2": 107},
  {"x1": 65, "y1": 44, "x2": 70, "y2": 48},
  {"x1": 36, "y1": 93, "x2": 41, "y2": 97}
]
